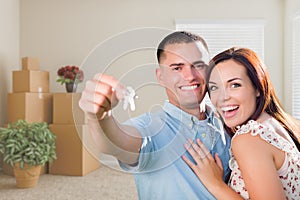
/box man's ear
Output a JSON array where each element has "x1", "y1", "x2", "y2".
[{"x1": 156, "y1": 68, "x2": 164, "y2": 86}]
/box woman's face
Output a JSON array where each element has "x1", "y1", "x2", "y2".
[{"x1": 208, "y1": 59, "x2": 259, "y2": 128}]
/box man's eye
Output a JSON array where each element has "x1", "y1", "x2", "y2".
[
  {"x1": 173, "y1": 67, "x2": 181, "y2": 71},
  {"x1": 209, "y1": 85, "x2": 217, "y2": 91},
  {"x1": 194, "y1": 63, "x2": 208, "y2": 70}
]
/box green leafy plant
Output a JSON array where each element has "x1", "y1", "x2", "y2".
[{"x1": 0, "y1": 120, "x2": 57, "y2": 169}]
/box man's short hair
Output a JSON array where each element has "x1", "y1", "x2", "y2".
[{"x1": 156, "y1": 31, "x2": 209, "y2": 63}]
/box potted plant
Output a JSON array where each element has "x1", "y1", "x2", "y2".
[
  {"x1": 0, "y1": 119, "x2": 57, "y2": 188},
  {"x1": 56, "y1": 65, "x2": 84, "y2": 93}
]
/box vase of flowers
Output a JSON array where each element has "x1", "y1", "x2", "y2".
[{"x1": 56, "y1": 65, "x2": 84, "y2": 93}]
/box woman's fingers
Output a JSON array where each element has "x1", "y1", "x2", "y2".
[
  {"x1": 184, "y1": 139, "x2": 217, "y2": 166},
  {"x1": 184, "y1": 139, "x2": 208, "y2": 166},
  {"x1": 182, "y1": 155, "x2": 196, "y2": 169},
  {"x1": 184, "y1": 139, "x2": 202, "y2": 164},
  {"x1": 214, "y1": 153, "x2": 224, "y2": 171},
  {"x1": 189, "y1": 139, "x2": 207, "y2": 160},
  {"x1": 196, "y1": 138, "x2": 214, "y2": 160}
]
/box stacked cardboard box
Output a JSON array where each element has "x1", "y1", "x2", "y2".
[
  {"x1": 49, "y1": 93, "x2": 100, "y2": 176},
  {"x1": 3, "y1": 57, "x2": 52, "y2": 175}
]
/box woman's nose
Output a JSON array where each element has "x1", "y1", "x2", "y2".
[{"x1": 220, "y1": 88, "x2": 230, "y2": 101}]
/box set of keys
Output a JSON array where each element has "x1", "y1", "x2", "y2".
[{"x1": 122, "y1": 86, "x2": 138, "y2": 111}]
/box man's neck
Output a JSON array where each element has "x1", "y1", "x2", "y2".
[{"x1": 182, "y1": 107, "x2": 206, "y2": 120}]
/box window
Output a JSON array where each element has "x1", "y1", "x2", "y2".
[
  {"x1": 292, "y1": 14, "x2": 300, "y2": 121},
  {"x1": 176, "y1": 19, "x2": 265, "y2": 59},
  {"x1": 176, "y1": 19, "x2": 265, "y2": 107}
]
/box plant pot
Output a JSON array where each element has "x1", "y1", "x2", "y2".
[
  {"x1": 13, "y1": 163, "x2": 42, "y2": 188},
  {"x1": 65, "y1": 82, "x2": 77, "y2": 93}
]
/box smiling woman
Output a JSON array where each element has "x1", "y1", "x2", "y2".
[{"x1": 183, "y1": 47, "x2": 300, "y2": 200}]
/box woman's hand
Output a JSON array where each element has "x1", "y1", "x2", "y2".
[{"x1": 182, "y1": 138, "x2": 225, "y2": 191}]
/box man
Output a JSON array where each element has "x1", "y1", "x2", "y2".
[{"x1": 79, "y1": 31, "x2": 231, "y2": 199}]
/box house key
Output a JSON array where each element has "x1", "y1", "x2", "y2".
[{"x1": 123, "y1": 86, "x2": 138, "y2": 111}]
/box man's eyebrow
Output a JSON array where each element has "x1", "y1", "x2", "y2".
[
  {"x1": 169, "y1": 60, "x2": 205, "y2": 67},
  {"x1": 193, "y1": 60, "x2": 206, "y2": 64},
  {"x1": 169, "y1": 63, "x2": 185, "y2": 67}
]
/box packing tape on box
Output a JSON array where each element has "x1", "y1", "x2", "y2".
[{"x1": 38, "y1": 87, "x2": 42, "y2": 99}]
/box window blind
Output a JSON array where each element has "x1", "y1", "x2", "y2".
[
  {"x1": 176, "y1": 19, "x2": 265, "y2": 108},
  {"x1": 176, "y1": 19, "x2": 265, "y2": 59},
  {"x1": 292, "y1": 15, "x2": 300, "y2": 121}
]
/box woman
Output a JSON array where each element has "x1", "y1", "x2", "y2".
[{"x1": 182, "y1": 47, "x2": 300, "y2": 200}]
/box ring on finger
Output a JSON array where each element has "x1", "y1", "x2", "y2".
[{"x1": 198, "y1": 150, "x2": 207, "y2": 159}]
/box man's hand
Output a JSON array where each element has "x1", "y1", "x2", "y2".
[{"x1": 79, "y1": 73, "x2": 126, "y2": 119}]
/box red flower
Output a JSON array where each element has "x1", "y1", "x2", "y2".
[{"x1": 56, "y1": 65, "x2": 84, "y2": 84}]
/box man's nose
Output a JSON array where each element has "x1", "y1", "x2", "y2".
[{"x1": 182, "y1": 67, "x2": 196, "y2": 80}]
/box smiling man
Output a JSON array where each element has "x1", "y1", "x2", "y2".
[{"x1": 79, "y1": 31, "x2": 231, "y2": 200}]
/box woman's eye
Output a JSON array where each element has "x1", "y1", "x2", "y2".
[{"x1": 231, "y1": 83, "x2": 241, "y2": 88}]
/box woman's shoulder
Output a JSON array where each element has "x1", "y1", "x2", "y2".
[
  {"x1": 232, "y1": 123, "x2": 265, "y2": 151},
  {"x1": 231, "y1": 120, "x2": 272, "y2": 152},
  {"x1": 233, "y1": 119, "x2": 298, "y2": 154},
  {"x1": 235, "y1": 120, "x2": 267, "y2": 136}
]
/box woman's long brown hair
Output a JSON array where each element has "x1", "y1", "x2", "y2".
[{"x1": 207, "y1": 47, "x2": 300, "y2": 150}]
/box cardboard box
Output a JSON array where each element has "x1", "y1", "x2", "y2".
[
  {"x1": 13, "y1": 70, "x2": 49, "y2": 93},
  {"x1": 22, "y1": 57, "x2": 40, "y2": 70},
  {"x1": 53, "y1": 93, "x2": 87, "y2": 124},
  {"x1": 7, "y1": 93, "x2": 53, "y2": 124},
  {"x1": 49, "y1": 124, "x2": 100, "y2": 176}
]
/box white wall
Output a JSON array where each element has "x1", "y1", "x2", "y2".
[
  {"x1": 0, "y1": 0, "x2": 19, "y2": 168},
  {"x1": 284, "y1": 0, "x2": 300, "y2": 113},
  {"x1": 17, "y1": 0, "x2": 285, "y2": 120},
  {"x1": 0, "y1": 0, "x2": 19, "y2": 126}
]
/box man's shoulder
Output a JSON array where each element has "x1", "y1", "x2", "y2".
[{"x1": 124, "y1": 109, "x2": 167, "y2": 126}]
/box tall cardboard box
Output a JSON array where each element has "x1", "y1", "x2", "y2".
[
  {"x1": 49, "y1": 124, "x2": 100, "y2": 176},
  {"x1": 7, "y1": 93, "x2": 53, "y2": 123},
  {"x1": 21, "y1": 57, "x2": 40, "y2": 70},
  {"x1": 53, "y1": 93, "x2": 87, "y2": 124},
  {"x1": 13, "y1": 70, "x2": 49, "y2": 93}
]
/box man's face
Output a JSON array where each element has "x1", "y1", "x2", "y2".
[{"x1": 156, "y1": 42, "x2": 209, "y2": 112}]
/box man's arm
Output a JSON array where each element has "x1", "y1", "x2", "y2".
[{"x1": 79, "y1": 73, "x2": 142, "y2": 165}]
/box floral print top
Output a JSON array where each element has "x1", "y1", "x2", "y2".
[{"x1": 228, "y1": 119, "x2": 300, "y2": 200}]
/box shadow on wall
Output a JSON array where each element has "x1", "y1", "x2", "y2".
[
  {"x1": 0, "y1": 55, "x2": 9, "y2": 127},
  {"x1": 0, "y1": 55, "x2": 9, "y2": 169}
]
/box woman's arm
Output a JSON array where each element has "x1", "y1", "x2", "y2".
[{"x1": 232, "y1": 133, "x2": 286, "y2": 200}]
